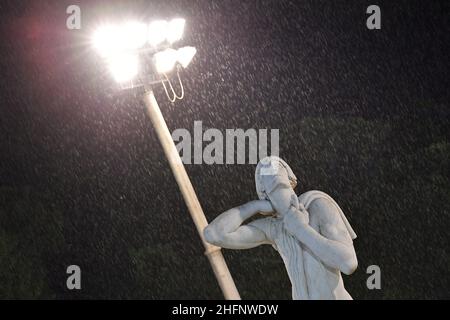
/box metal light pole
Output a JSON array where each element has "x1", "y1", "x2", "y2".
[
  {"x1": 92, "y1": 18, "x2": 240, "y2": 299},
  {"x1": 142, "y1": 90, "x2": 241, "y2": 300}
]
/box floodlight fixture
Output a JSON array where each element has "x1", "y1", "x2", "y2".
[
  {"x1": 153, "y1": 48, "x2": 178, "y2": 74},
  {"x1": 177, "y1": 46, "x2": 197, "y2": 69},
  {"x1": 120, "y1": 21, "x2": 148, "y2": 50},
  {"x1": 92, "y1": 25, "x2": 120, "y2": 57},
  {"x1": 167, "y1": 18, "x2": 186, "y2": 43},
  {"x1": 148, "y1": 20, "x2": 169, "y2": 47},
  {"x1": 92, "y1": 18, "x2": 193, "y2": 88},
  {"x1": 153, "y1": 46, "x2": 197, "y2": 74},
  {"x1": 107, "y1": 53, "x2": 139, "y2": 83}
]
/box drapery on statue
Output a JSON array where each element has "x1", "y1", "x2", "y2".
[{"x1": 204, "y1": 156, "x2": 358, "y2": 300}]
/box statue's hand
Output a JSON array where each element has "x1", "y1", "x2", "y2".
[{"x1": 283, "y1": 203, "x2": 309, "y2": 235}]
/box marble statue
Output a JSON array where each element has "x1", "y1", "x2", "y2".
[{"x1": 204, "y1": 156, "x2": 358, "y2": 300}]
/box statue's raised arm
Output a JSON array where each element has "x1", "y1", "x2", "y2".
[{"x1": 204, "y1": 200, "x2": 274, "y2": 250}]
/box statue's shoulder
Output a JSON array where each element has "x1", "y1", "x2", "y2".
[
  {"x1": 298, "y1": 190, "x2": 340, "y2": 222},
  {"x1": 298, "y1": 190, "x2": 334, "y2": 208},
  {"x1": 300, "y1": 191, "x2": 358, "y2": 240}
]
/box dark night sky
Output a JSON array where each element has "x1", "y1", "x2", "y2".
[{"x1": 0, "y1": 0, "x2": 449, "y2": 299}]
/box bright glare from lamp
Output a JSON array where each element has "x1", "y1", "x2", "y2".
[
  {"x1": 93, "y1": 25, "x2": 120, "y2": 57},
  {"x1": 93, "y1": 18, "x2": 191, "y2": 82},
  {"x1": 154, "y1": 47, "x2": 197, "y2": 74},
  {"x1": 93, "y1": 18, "x2": 186, "y2": 55},
  {"x1": 148, "y1": 20, "x2": 168, "y2": 46},
  {"x1": 93, "y1": 21, "x2": 147, "y2": 58},
  {"x1": 107, "y1": 53, "x2": 139, "y2": 83},
  {"x1": 177, "y1": 46, "x2": 197, "y2": 68},
  {"x1": 120, "y1": 21, "x2": 147, "y2": 50},
  {"x1": 154, "y1": 48, "x2": 178, "y2": 74},
  {"x1": 167, "y1": 18, "x2": 185, "y2": 43}
]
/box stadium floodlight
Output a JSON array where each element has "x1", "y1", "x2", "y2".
[
  {"x1": 153, "y1": 48, "x2": 178, "y2": 74},
  {"x1": 120, "y1": 21, "x2": 148, "y2": 50},
  {"x1": 153, "y1": 46, "x2": 197, "y2": 74},
  {"x1": 92, "y1": 18, "x2": 193, "y2": 84},
  {"x1": 91, "y1": 19, "x2": 239, "y2": 300},
  {"x1": 148, "y1": 20, "x2": 169, "y2": 47},
  {"x1": 176, "y1": 46, "x2": 197, "y2": 68},
  {"x1": 148, "y1": 18, "x2": 186, "y2": 46},
  {"x1": 167, "y1": 18, "x2": 186, "y2": 43},
  {"x1": 93, "y1": 21, "x2": 147, "y2": 57},
  {"x1": 92, "y1": 25, "x2": 120, "y2": 57},
  {"x1": 107, "y1": 53, "x2": 139, "y2": 83}
]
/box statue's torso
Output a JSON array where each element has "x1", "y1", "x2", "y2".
[{"x1": 263, "y1": 199, "x2": 352, "y2": 300}]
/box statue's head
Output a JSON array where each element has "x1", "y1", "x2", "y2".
[{"x1": 255, "y1": 156, "x2": 298, "y2": 217}]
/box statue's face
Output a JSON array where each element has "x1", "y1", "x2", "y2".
[{"x1": 260, "y1": 172, "x2": 297, "y2": 218}]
